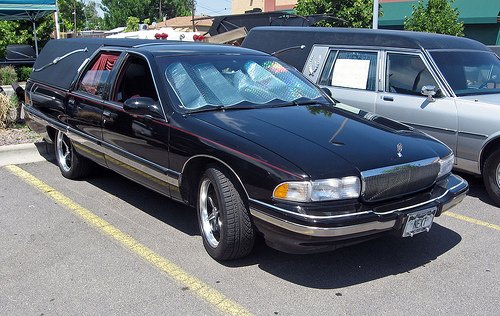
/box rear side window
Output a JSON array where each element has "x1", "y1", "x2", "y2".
[
  {"x1": 321, "y1": 50, "x2": 378, "y2": 91},
  {"x1": 386, "y1": 53, "x2": 439, "y2": 96},
  {"x1": 78, "y1": 52, "x2": 120, "y2": 97}
]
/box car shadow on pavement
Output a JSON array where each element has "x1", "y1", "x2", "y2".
[
  {"x1": 243, "y1": 223, "x2": 461, "y2": 289},
  {"x1": 77, "y1": 165, "x2": 463, "y2": 289}
]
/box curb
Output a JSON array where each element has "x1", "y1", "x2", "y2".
[{"x1": 0, "y1": 141, "x2": 55, "y2": 167}]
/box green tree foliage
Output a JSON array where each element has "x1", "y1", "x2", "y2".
[
  {"x1": 404, "y1": 0, "x2": 464, "y2": 36},
  {"x1": 294, "y1": 0, "x2": 382, "y2": 28},
  {"x1": 125, "y1": 17, "x2": 140, "y2": 32},
  {"x1": 57, "y1": 0, "x2": 86, "y2": 32},
  {"x1": 101, "y1": 0, "x2": 193, "y2": 30},
  {"x1": 0, "y1": 16, "x2": 54, "y2": 58}
]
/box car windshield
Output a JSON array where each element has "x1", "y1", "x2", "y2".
[
  {"x1": 430, "y1": 51, "x2": 500, "y2": 96},
  {"x1": 159, "y1": 54, "x2": 325, "y2": 110}
]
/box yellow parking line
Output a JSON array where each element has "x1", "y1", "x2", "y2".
[
  {"x1": 5, "y1": 165, "x2": 254, "y2": 316},
  {"x1": 444, "y1": 212, "x2": 500, "y2": 231}
]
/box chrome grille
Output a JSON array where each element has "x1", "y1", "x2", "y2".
[{"x1": 360, "y1": 158, "x2": 440, "y2": 202}]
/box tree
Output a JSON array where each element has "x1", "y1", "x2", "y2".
[
  {"x1": 0, "y1": 16, "x2": 54, "y2": 58},
  {"x1": 57, "y1": 0, "x2": 86, "y2": 32},
  {"x1": 404, "y1": 0, "x2": 464, "y2": 36},
  {"x1": 101, "y1": 0, "x2": 193, "y2": 29},
  {"x1": 294, "y1": 0, "x2": 383, "y2": 28}
]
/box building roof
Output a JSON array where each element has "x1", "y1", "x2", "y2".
[{"x1": 154, "y1": 15, "x2": 212, "y2": 29}]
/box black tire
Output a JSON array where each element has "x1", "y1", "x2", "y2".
[
  {"x1": 197, "y1": 164, "x2": 255, "y2": 260},
  {"x1": 55, "y1": 130, "x2": 92, "y2": 179},
  {"x1": 483, "y1": 150, "x2": 500, "y2": 206}
]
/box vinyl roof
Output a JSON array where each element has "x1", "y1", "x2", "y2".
[{"x1": 29, "y1": 38, "x2": 266, "y2": 90}]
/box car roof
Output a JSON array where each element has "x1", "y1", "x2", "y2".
[
  {"x1": 241, "y1": 26, "x2": 491, "y2": 70},
  {"x1": 243, "y1": 26, "x2": 490, "y2": 51},
  {"x1": 30, "y1": 38, "x2": 266, "y2": 90}
]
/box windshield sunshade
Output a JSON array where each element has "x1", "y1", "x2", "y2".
[{"x1": 164, "y1": 56, "x2": 321, "y2": 109}]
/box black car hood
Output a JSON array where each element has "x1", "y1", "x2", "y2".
[{"x1": 191, "y1": 104, "x2": 444, "y2": 179}]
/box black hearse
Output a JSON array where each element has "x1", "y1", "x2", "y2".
[{"x1": 24, "y1": 37, "x2": 467, "y2": 260}]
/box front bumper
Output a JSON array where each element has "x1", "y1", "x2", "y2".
[{"x1": 249, "y1": 173, "x2": 468, "y2": 254}]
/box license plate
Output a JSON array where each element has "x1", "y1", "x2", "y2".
[{"x1": 402, "y1": 208, "x2": 436, "y2": 237}]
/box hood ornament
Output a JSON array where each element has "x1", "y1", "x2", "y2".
[{"x1": 397, "y1": 143, "x2": 403, "y2": 158}]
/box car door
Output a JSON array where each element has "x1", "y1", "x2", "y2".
[
  {"x1": 69, "y1": 50, "x2": 121, "y2": 166},
  {"x1": 375, "y1": 52, "x2": 458, "y2": 154},
  {"x1": 101, "y1": 52, "x2": 172, "y2": 197},
  {"x1": 315, "y1": 48, "x2": 379, "y2": 112}
]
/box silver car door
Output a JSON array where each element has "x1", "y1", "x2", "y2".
[{"x1": 375, "y1": 52, "x2": 458, "y2": 154}]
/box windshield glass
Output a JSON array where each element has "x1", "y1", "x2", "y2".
[
  {"x1": 430, "y1": 51, "x2": 500, "y2": 96},
  {"x1": 159, "y1": 55, "x2": 325, "y2": 110}
]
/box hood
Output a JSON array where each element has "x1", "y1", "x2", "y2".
[
  {"x1": 459, "y1": 93, "x2": 500, "y2": 105},
  {"x1": 191, "y1": 104, "x2": 447, "y2": 179}
]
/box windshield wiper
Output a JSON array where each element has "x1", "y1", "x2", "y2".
[
  {"x1": 186, "y1": 105, "x2": 257, "y2": 114},
  {"x1": 270, "y1": 100, "x2": 321, "y2": 108}
]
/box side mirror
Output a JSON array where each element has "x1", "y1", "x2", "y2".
[
  {"x1": 123, "y1": 97, "x2": 163, "y2": 118},
  {"x1": 421, "y1": 85, "x2": 436, "y2": 102},
  {"x1": 321, "y1": 87, "x2": 332, "y2": 97}
]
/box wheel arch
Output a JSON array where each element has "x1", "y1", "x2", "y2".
[
  {"x1": 179, "y1": 155, "x2": 249, "y2": 208},
  {"x1": 480, "y1": 135, "x2": 500, "y2": 174}
]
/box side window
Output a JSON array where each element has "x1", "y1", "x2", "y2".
[
  {"x1": 113, "y1": 55, "x2": 158, "y2": 103},
  {"x1": 322, "y1": 50, "x2": 378, "y2": 91},
  {"x1": 78, "y1": 52, "x2": 120, "y2": 97},
  {"x1": 386, "y1": 53, "x2": 439, "y2": 96},
  {"x1": 318, "y1": 50, "x2": 337, "y2": 85}
]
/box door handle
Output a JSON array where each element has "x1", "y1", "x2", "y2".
[
  {"x1": 103, "y1": 110, "x2": 111, "y2": 118},
  {"x1": 383, "y1": 96, "x2": 394, "y2": 102}
]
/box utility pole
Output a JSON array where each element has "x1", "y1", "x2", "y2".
[
  {"x1": 73, "y1": 0, "x2": 77, "y2": 36},
  {"x1": 192, "y1": 0, "x2": 196, "y2": 31},
  {"x1": 373, "y1": 0, "x2": 379, "y2": 29},
  {"x1": 159, "y1": 0, "x2": 162, "y2": 21}
]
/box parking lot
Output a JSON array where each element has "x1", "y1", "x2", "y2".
[{"x1": 1, "y1": 157, "x2": 498, "y2": 315}]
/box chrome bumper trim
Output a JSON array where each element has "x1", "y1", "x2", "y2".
[{"x1": 250, "y1": 208, "x2": 395, "y2": 237}]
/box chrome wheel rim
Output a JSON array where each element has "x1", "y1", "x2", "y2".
[
  {"x1": 496, "y1": 162, "x2": 500, "y2": 189},
  {"x1": 56, "y1": 132, "x2": 72, "y2": 172},
  {"x1": 199, "y1": 178, "x2": 221, "y2": 248}
]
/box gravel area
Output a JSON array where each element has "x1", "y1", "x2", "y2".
[{"x1": 0, "y1": 125, "x2": 42, "y2": 146}]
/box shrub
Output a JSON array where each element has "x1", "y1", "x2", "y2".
[
  {"x1": 0, "y1": 92, "x2": 18, "y2": 128},
  {"x1": 0, "y1": 66, "x2": 18, "y2": 85},
  {"x1": 16, "y1": 66, "x2": 32, "y2": 82}
]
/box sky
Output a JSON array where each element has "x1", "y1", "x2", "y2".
[
  {"x1": 195, "y1": 0, "x2": 232, "y2": 16},
  {"x1": 94, "y1": 1, "x2": 232, "y2": 18}
]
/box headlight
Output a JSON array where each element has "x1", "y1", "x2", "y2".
[
  {"x1": 438, "y1": 153, "x2": 454, "y2": 179},
  {"x1": 273, "y1": 176, "x2": 361, "y2": 202}
]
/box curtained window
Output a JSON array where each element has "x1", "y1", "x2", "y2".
[{"x1": 79, "y1": 53, "x2": 120, "y2": 97}]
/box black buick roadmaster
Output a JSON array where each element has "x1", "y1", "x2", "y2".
[
  {"x1": 24, "y1": 38, "x2": 468, "y2": 260},
  {"x1": 243, "y1": 26, "x2": 500, "y2": 206}
]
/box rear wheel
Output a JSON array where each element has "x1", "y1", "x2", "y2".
[
  {"x1": 197, "y1": 164, "x2": 255, "y2": 260},
  {"x1": 483, "y1": 150, "x2": 500, "y2": 205},
  {"x1": 55, "y1": 130, "x2": 92, "y2": 179}
]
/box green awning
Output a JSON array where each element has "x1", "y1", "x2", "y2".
[
  {"x1": 0, "y1": 0, "x2": 56, "y2": 21},
  {"x1": 379, "y1": 0, "x2": 500, "y2": 26}
]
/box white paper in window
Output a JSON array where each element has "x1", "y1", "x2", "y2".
[{"x1": 331, "y1": 59, "x2": 370, "y2": 90}]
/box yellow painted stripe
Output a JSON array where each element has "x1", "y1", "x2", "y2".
[
  {"x1": 5, "y1": 164, "x2": 254, "y2": 316},
  {"x1": 444, "y1": 212, "x2": 500, "y2": 231}
]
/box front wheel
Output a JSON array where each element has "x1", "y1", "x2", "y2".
[
  {"x1": 197, "y1": 165, "x2": 255, "y2": 260},
  {"x1": 55, "y1": 130, "x2": 92, "y2": 179},
  {"x1": 483, "y1": 150, "x2": 500, "y2": 205}
]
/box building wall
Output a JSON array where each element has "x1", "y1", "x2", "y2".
[{"x1": 232, "y1": 0, "x2": 297, "y2": 14}]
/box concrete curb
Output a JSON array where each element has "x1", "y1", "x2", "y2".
[{"x1": 0, "y1": 141, "x2": 55, "y2": 167}]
